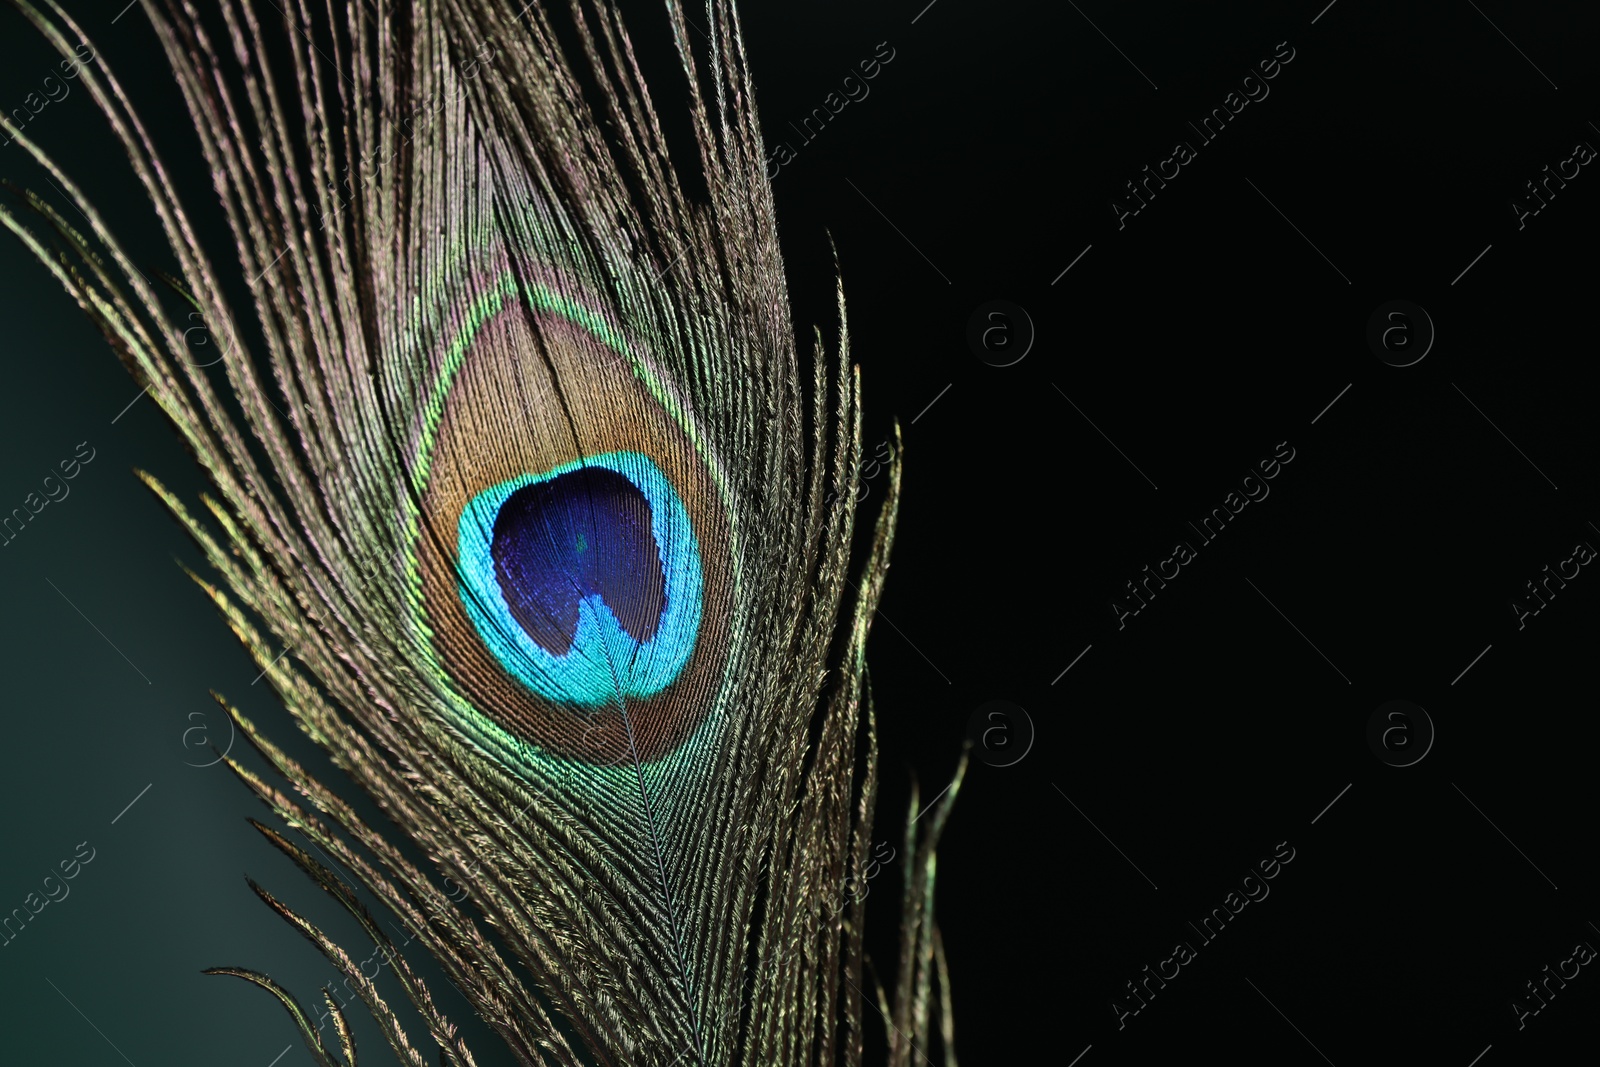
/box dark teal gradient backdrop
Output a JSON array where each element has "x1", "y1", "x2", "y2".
[{"x1": 0, "y1": 3, "x2": 514, "y2": 1062}]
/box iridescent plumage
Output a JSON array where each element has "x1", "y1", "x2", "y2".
[{"x1": 0, "y1": 1, "x2": 963, "y2": 1064}]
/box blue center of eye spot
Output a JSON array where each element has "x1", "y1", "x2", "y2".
[{"x1": 456, "y1": 451, "x2": 704, "y2": 707}]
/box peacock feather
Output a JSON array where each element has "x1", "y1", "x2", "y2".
[{"x1": 0, "y1": 1, "x2": 964, "y2": 1065}]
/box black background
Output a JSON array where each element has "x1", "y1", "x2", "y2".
[{"x1": 1, "y1": 1, "x2": 1596, "y2": 1064}]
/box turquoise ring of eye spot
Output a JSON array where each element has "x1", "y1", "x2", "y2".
[{"x1": 455, "y1": 450, "x2": 703, "y2": 707}]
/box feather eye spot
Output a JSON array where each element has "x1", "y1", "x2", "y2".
[{"x1": 456, "y1": 451, "x2": 703, "y2": 707}]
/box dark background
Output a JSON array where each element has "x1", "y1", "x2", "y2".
[{"x1": 1, "y1": 1, "x2": 1596, "y2": 1064}]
